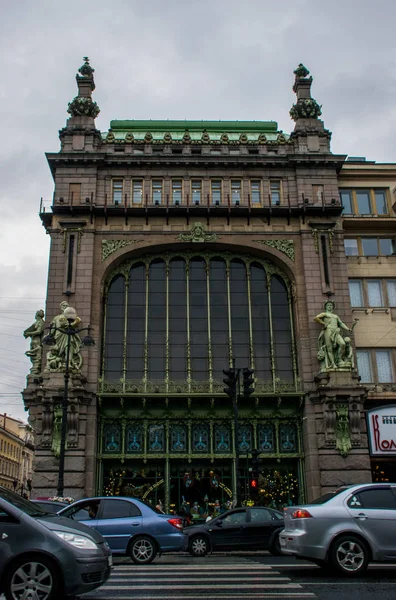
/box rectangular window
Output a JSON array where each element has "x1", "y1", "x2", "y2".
[
  {"x1": 112, "y1": 180, "x2": 123, "y2": 205},
  {"x1": 191, "y1": 181, "x2": 201, "y2": 205},
  {"x1": 152, "y1": 180, "x2": 163, "y2": 205},
  {"x1": 386, "y1": 280, "x2": 396, "y2": 306},
  {"x1": 349, "y1": 280, "x2": 363, "y2": 307},
  {"x1": 357, "y1": 350, "x2": 372, "y2": 382},
  {"x1": 376, "y1": 350, "x2": 393, "y2": 382},
  {"x1": 270, "y1": 180, "x2": 281, "y2": 205},
  {"x1": 251, "y1": 181, "x2": 261, "y2": 205},
  {"x1": 356, "y1": 189, "x2": 371, "y2": 214},
  {"x1": 69, "y1": 183, "x2": 81, "y2": 204},
  {"x1": 132, "y1": 180, "x2": 143, "y2": 205},
  {"x1": 231, "y1": 181, "x2": 241, "y2": 205},
  {"x1": 361, "y1": 238, "x2": 379, "y2": 256},
  {"x1": 172, "y1": 180, "x2": 182, "y2": 205},
  {"x1": 375, "y1": 190, "x2": 388, "y2": 215},
  {"x1": 379, "y1": 238, "x2": 396, "y2": 256},
  {"x1": 211, "y1": 181, "x2": 222, "y2": 205},
  {"x1": 340, "y1": 190, "x2": 352, "y2": 214},
  {"x1": 367, "y1": 280, "x2": 383, "y2": 307},
  {"x1": 344, "y1": 238, "x2": 359, "y2": 256}
]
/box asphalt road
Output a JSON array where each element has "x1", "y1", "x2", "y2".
[{"x1": 80, "y1": 552, "x2": 396, "y2": 600}]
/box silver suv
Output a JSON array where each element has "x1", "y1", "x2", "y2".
[{"x1": 280, "y1": 483, "x2": 396, "y2": 575}]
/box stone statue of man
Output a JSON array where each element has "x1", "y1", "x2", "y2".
[
  {"x1": 23, "y1": 309, "x2": 45, "y2": 374},
  {"x1": 314, "y1": 300, "x2": 357, "y2": 371}
]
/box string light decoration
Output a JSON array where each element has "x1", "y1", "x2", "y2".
[
  {"x1": 372, "y1": 464, "x2": 390, "y2": 483},
  {"x1": 104, "y1": 469, "x2": 126, "y2": 496},
  {"x1": 256, "y1": 469, "x2": 298, "y2": 508}
]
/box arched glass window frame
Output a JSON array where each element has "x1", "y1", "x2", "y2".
[{"x1": 102, "y1": 251, "x2": 297, "y2": 395}]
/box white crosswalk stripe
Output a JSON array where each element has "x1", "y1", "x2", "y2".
[{"x1": 85, "y1": 560, "x2": 316, "y2": 598}]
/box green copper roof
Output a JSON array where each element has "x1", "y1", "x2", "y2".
[{"x1": 110, "y1": 120, "x2": 278, "y2": 133}]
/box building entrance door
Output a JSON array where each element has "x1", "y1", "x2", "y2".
[{"x1": 170, "y1": 460, "x2": 233, "y2": 521}]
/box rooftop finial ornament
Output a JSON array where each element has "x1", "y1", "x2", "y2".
[
  {"x1": 78, "y1": 57, "x2": 95, "y2": 78},
  {"x1": 293, "y1": 63, "x2": 310, "y2": 78}
]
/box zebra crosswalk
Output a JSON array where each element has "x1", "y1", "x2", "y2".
[{"x1": 86, "y1": 559, "x2": 316, "y2": 599}]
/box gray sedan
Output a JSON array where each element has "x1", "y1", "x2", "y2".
[{"x1": 280, "y1": 483, "x2": 396, "y2": 575}]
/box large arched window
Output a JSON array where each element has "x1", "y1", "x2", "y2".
[{"x1": 103, "y1": 252, "x2": 296, "y2": 392}]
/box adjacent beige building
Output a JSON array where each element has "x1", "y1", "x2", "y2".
[
  {"x1": 22, "y1": 60, "x2": 396, "y2": 510},
  {"x1": 0, "y1": 413, "x2": 34, "y2": 495}
]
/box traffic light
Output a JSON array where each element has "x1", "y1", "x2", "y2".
[
  {"x1": 223, "y1": 368, "x2": 237, "y2": 399},
  {"x1": 251, "y1": 448, "x2": 260, "y2": 480},
  {"x1": 242, "y1": 368, "x2": 255, "y2": 398}
]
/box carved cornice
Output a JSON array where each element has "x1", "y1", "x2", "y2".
[
  {"x1": 102, "y1": 239, "x2": 140, "y2": 262},
  {"x1": 252, "y1": 240, "x2": 295, "y2": 262}
]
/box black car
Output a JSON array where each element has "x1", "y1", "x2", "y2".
[{"x1": 184, "y1": 506, "x2": 284, "y2": 556}]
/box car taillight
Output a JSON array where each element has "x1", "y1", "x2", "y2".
[
  {"x1": 168, "y1": 517, "x2": 183, "y2": 529},
  {"x1": 291, "y1": 509, "x2": 313, "y2": 519}
]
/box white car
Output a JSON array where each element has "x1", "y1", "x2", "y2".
[{"x1": 280, "y1": 483, "x2": 396, "y2": 575}]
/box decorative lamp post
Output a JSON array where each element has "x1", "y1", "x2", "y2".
[{"x1": 43, "y1": 305, "x2": 94, "y2": 497}]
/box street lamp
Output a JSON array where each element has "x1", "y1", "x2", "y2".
[{"x1": 43, "y1": 306, "x2": 94, "y2": 497}]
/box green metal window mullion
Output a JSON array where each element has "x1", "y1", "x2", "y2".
[
  {"x1": 101, "y1": 290, "x2": 109, "y2": 392},
  {"x1": 287, "y1": 283, "x2": 299, "y2": 391},
  {"x1": 267, "y1": 274, "x2": 276, "y2": 393},
  {"x1": 143, "y1": 263, "x2": 150, "y2": 391},
  {"x1": 122, "y1": 278, "x2": 129, "y2": 393},
  {"x1": 186, "y1": 260, "x2": 192, "y2": 389},
  {"x1": 165, "y1": 262, "x2": 170, "y2": 391},
  {"x1": 246, "y1": 262, "x2": 255, "y2": 369},
  {"x1": 226, "y1": 260, "x2": 233, "y2": 366},
  {"x1": 206, "y1": 260, "x2": 213, "y2": 391}
]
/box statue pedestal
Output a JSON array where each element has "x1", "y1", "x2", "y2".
[{"x1": 304, "y1": 370, "x2": 371, "y2": 500}]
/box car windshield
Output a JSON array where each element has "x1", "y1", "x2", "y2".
[
  {"x1": 309, "y1": 488, "x2": 349, "y2": 504},
  {"x1": 0, "y1": 486, "x2": 51, "y2": 517}
]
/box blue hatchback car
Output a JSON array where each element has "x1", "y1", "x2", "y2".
[{"x1": 58, "y1": 496, "x2": 185, "y2": 564}]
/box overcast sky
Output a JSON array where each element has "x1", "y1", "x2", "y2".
[{"x1": 1, "y1": 0, "x2": 396, "y2": 422}]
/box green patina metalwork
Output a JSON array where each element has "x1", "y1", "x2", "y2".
[
  {"x1": 294, "y1": 64, "x2": 310, "y2": 78},
  {"x1": 102, "y1": 119, "x2": 291, "y2": 145},
  {"x1": 253, "y1": 240, "x2": 295, "y2": 262},
  {"x1": 102, "y1": 239, "x2": 140, "y2": 262},
  {"x1": 335, "y1": 404, "x2": 352, "y2": 457},
  {"x1": 290, "y1": 98, "x2": 322, "y2": 121},
  {"x1": 68, "y1": 96, "x2": 100, "y2": 118}
]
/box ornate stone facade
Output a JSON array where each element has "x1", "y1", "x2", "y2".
[{"x1": 24, "y1": 60, "x2": 394, "y2": 506}]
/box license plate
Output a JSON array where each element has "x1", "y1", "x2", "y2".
[{"x1": 108, "y1": 555, "x2": 113, "y2": 567}]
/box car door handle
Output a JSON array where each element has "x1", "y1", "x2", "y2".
[
  {"x1": 131, "y1": 522, "x2": 140, "y2": 526},
  {"x1": 355, "y1": 513, "x2": 368, "y2": 520}
]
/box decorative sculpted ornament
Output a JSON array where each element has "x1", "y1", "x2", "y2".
[
  {"x1": 335, "y1": 404, "x2": 352, "y2": 457},
  {"x1": 23, "y1": 310, "x2": 45, "y2": 374},
  {"x1": 314, "y1": 300, "x2": 358, "y2": 372},
  {"x1": 290, "y1": 98, "x2": 322, "y2": 121},
  {"x1": 293, "y1": 63, "x2": 310, "y2": 78},
  {"x1": 45, "y1": 302, "x2": 83, "y2": 373},
  {"x1": 177, "y1": 223, "x2": 218, "y2": 243},
  {"x1": 78, "y1": 57, "x2": 95, "y2": 78},
  {"x1": 67, "y1": 96, "x2": 100, "y2": 118}
]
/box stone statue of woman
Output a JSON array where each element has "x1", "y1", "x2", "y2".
[{"x1": 23, "y1": 309, "x2": 45, "y2": 374}]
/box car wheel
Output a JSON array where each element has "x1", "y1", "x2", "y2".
[
  {"x1": 189, "y1": 535, "x2": 209, "y2": 557},
  {"x1": 330, "y1": 534, "x2": 369, "y2": 576},
  {"x1": 4, "y1": 556, "x2": 60, "y2": 600},
  {"x1": 130, "y1": 536, "x2": 157, "y2": 564},
  {"x1": 269, "y1": 532, "x2": 282, "y2": 556}
]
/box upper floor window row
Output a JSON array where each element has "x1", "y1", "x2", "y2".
[
  {"x1": 340, "y1": 188, "x2": 391, "y2": 216},
  {"x1": 349, "y1": 278, "x2": 396, "y2": 308},
  {"x1": 357, "y1": 348, "x2": 395, "y2": 384},
  {"x1": 111, "y1": 178, "x2": 283, "y2": 207},
  {"x1": 345, "y1": 237, "x2": 396, "y2": 257}
]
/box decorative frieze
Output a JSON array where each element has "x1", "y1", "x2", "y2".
[
  {"x1": 253, "y1": 240, "x2": 295, "y2": 262},
  {"x1": 102, "y1": 239, "x2": 140, "y2": 262}
]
